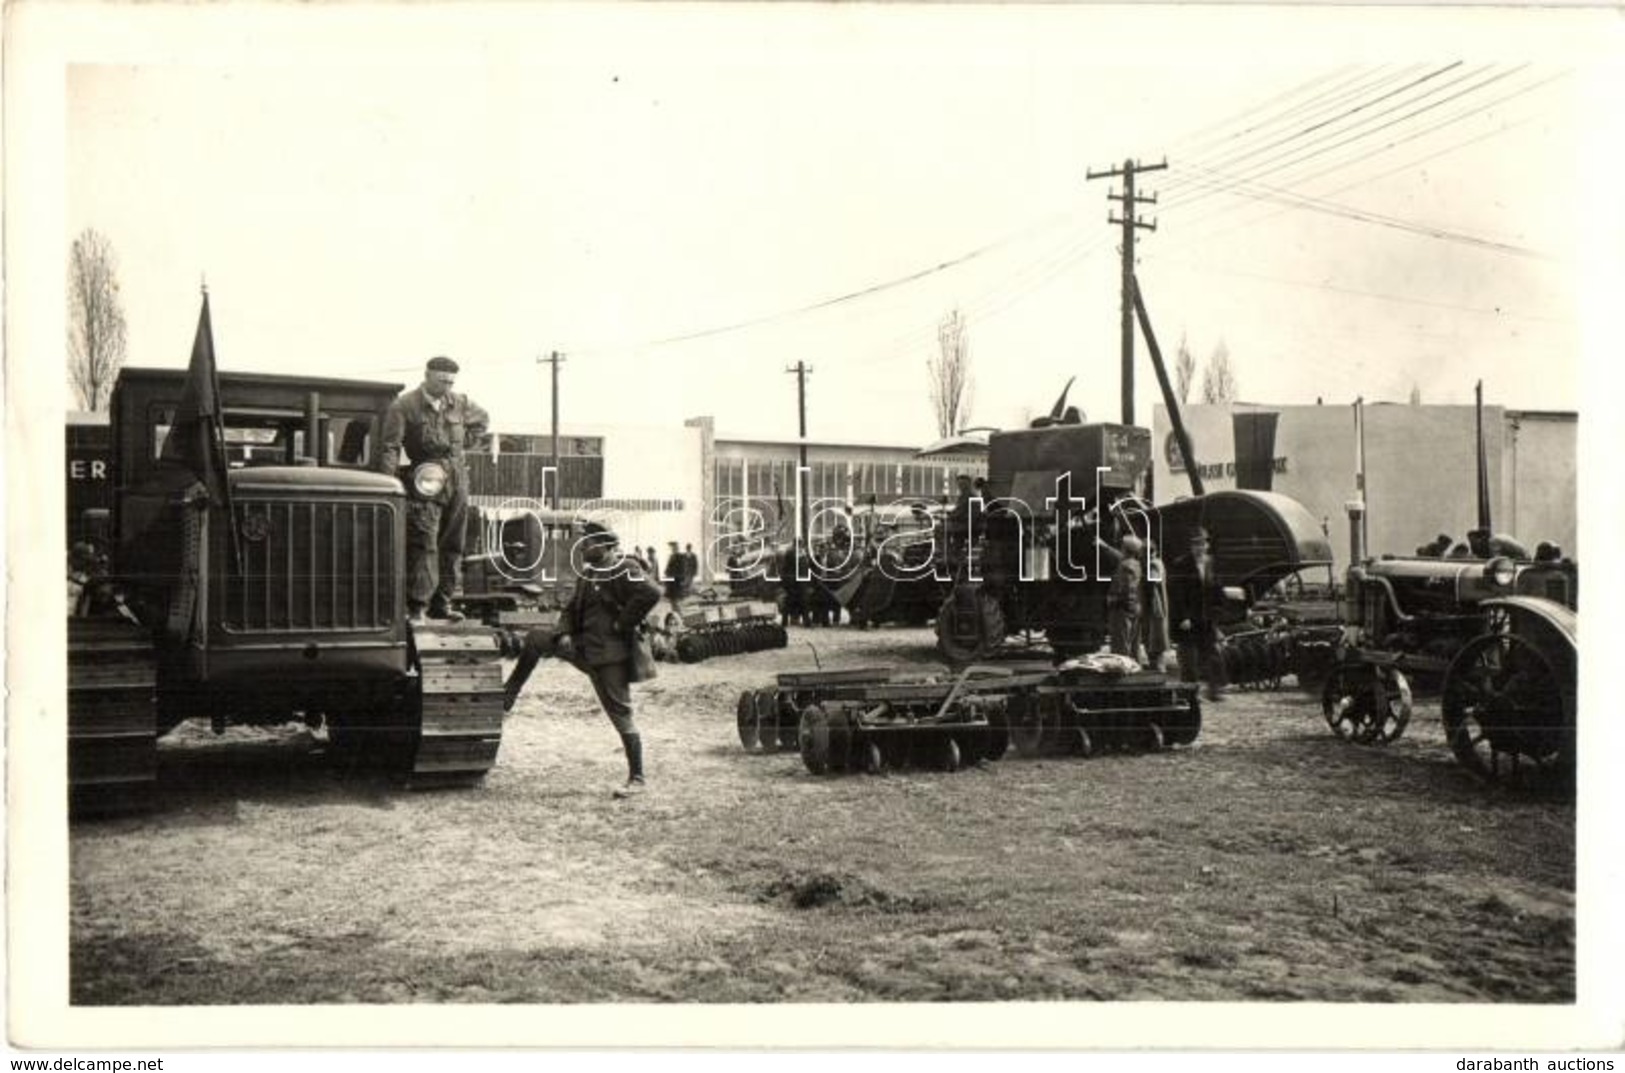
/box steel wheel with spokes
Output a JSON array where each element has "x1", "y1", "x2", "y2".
[
  {"x1": 1443, "y1": 630, "x2": 1567, "y2": 784},
  {"x1": 736, "y1": 691, "x2": 760, "y2": 750},
  {"x1": 1321, "y1": 660, "x2": 1412, "y2": 745},
  {"x1": 1009, "y1": 696, "x2": 1046, "y2": 757}
]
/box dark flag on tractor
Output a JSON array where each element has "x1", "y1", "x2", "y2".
[{"x1": 160, "y1": 290, "x2": 243, "y2": 573}]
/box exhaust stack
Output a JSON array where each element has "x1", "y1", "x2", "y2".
[{"x1": 304, "y1": 391, "x2": 324, "y2": 466}]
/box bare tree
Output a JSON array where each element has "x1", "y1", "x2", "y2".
[
  {"x1": 68, "y1": 228, "x2": 128, "y2": 411},
  {"x1": 928, "y1": 308, "x2": 975, "y2": 437},
  {"x1": 1200, "y1": 339, "x2": 1238, "y2": 404},
  {"x1": 1174, "y1": 331, "x2": 1196, "y2": 404}
]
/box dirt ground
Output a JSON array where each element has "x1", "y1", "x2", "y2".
[{"x1": 70, "y1": 625, "x2": 1575, "y2": 1005}]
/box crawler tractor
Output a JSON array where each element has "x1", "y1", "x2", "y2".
[{"x1": 69, "y1": 356, "x2": 508, "y2": 817}]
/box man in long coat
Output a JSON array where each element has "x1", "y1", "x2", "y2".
[
  {"x1": 504, "y1": 524, "x2": 663, "y2": 797},
  {"x1": 1173, "y1": 527, "x2": 1228, "y2": 701}
]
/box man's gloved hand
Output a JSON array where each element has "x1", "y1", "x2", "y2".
[{"x1": 554, "y1": 633, "x2": 576, "y2": 662}]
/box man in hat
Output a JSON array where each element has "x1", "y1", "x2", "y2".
[
  {"x1": 503, "y1": 523, "x2": 663, "y2": 798},
  {"x1": 1173, "y1": 527, "x2": 1228, "y2": 701},
  {"x1": 681, "y1": 542, "x2": 701, "y2": 597},
  {"x1": 663, "y1": 540, "x2": 683, "y2": 605},
  {"x1": 1106, "y1": 532, "x2": 1144, "y2": 658},
  {"x1": 1141, "y1": 539, "x2": 1172, "y2": 671},
  {"x1": 379, "y1": 356, "x2": 490, "y2": 624}
]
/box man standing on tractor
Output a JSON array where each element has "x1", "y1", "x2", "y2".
[{"x1": 379, "y1": 356, "x2": 489, "y2": 626}]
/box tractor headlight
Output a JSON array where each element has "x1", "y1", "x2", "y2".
[
  {"x1": 412, "y1": 461, "x2": 449, "y2": 498},
  {"x1": 1486, "y1": 556, "x2": 1516, "y2": 588}
]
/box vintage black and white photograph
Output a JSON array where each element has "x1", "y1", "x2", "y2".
[{"x1": 8, "y1": 0, "x2": 1622, "y2": 1054}]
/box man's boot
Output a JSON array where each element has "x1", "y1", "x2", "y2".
[
  {"x1": 503, "y1": 643, "x2": 543, "y2": 713},
  {"x1": 613, "y1": 732, "x2": 646, "y2": 797}
]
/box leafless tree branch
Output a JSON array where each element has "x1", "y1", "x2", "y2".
[
  {"x1": 67, "y1": 228, "x2": 128, "y2": 412},
  {"x1": 928, "y1": 308, "x2": 974, "y2": 438}
]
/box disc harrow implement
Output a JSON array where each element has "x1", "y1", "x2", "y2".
[
  {"x1": 676, "y1": 601, "x2": 788, "y2": 663},
  {"x1": 737, "y1": 659, "x2": 1200, "y2": 775}
]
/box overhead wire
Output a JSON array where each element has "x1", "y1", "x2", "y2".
[
  {"x1": 1153, "y1": 63, "x2": 1510, "y2": 214},
  {"x1": 1170, "y1": 165, "x2": 1549, "y2": 259},
  {"x1": 853, "y1": 228, "x2": 1113, "y2": 370},
  {"x1": 815, "y1": 62, "x2": 1554, "y2": 381},
  {"x1": 1150, "y1": 68, "x2": 1571, "y2": 255},
  {"x1": 845, "y1": 65, "x2": 1427, "y2": 372},
  {"x1": 1163, "y1": 64, "x2": 1391, "y2": 159},
  {"x1": 549, "y1": 208, "x2": 1079, "y2": 360},
  {"x1": 1154, "y1": 256, "x2": 1568, "y2": 323},
  {"x1": 1175, "y1": 65, "x2": 1530, "y2": 214},
  {"x1": 1159, "y1": 64, "x2": 1449, "y2": 184},
  {"x1": 352, "y1": 61, "x2": 1566, "y2": 387},
  {"x1": 537, "y1": 63, "x2": 1414, "y2": 366}
]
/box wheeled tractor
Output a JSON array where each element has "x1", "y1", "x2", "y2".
[{"x1": 1321, "y1": 550, "x2": 1578, "y2": 786}]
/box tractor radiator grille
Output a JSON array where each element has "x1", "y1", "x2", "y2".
[{"x1": 224, "y1": 500, "x2": 398, "y2": 632}]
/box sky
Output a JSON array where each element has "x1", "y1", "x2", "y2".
[{"x1": 50, "y1": 6, "x2": 1613, "y2": 449}]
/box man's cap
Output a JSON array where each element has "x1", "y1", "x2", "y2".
[
  {"x1": 1121, "y1": 533, "x2": 1145, "y2": 554},
  {"x1": 426, "y1": 356, "x2": 460, "y2": 374},
  {"x1": 1190, "y1": 527, "x2": 1210, "y2": 542},
  {"x1": 581, "y1": 521, "x2": 619, "y2": 545}
]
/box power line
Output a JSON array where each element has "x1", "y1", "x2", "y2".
[
  {"x1": 1156, "y1": 256, "x2": 1567, "y2": 323},
  {"x1": 1163, "y1": 64, "x2": 1385, "y2": 158},
  {"x1": 1172, "y1": 165, "x2": 1549, "y2": 259},
  {"x1": 1171, "y1": 65, "x2": 1529, "y2": 211},
  {"x1": 853, "y1": 228, "x2": 1112, "y2": 371},
  {"x1": 357, "y1": 65, "x2": 1564, "y2": 383},
  {"x1": 1167, "y1": 63, "x2": 1467, "y2": 191},
  {"x1": 1152, "y1": 69, "x2": 1571, "y2": 255},
  {"x1": 829, "y1": 69, "x2": 1560, "y2": 381},
  {"x1": 1156, "y1": 64, "x2": 1508, "y2": 214},
  {"x1": 555, "y1": 210, "x2": 1075, "y2": 358},
  {"x1": 535, "y1": 68, "x2": 1496, "y2": 366}
]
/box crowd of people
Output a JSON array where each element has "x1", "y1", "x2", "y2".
[{"x1": 1414, "y1": 529, "x2": 1563, "y2": 562}]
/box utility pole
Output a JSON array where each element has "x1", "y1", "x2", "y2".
[
  {"x1": 785, "y1": 361, "x2": 812, "y2": 545},
  {"x1": 1086, "y1": 157, "x2": 1166, "y2": 425},
  {"x1": 538, "y1": 350, "x2": 565, "y2": 509}
]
